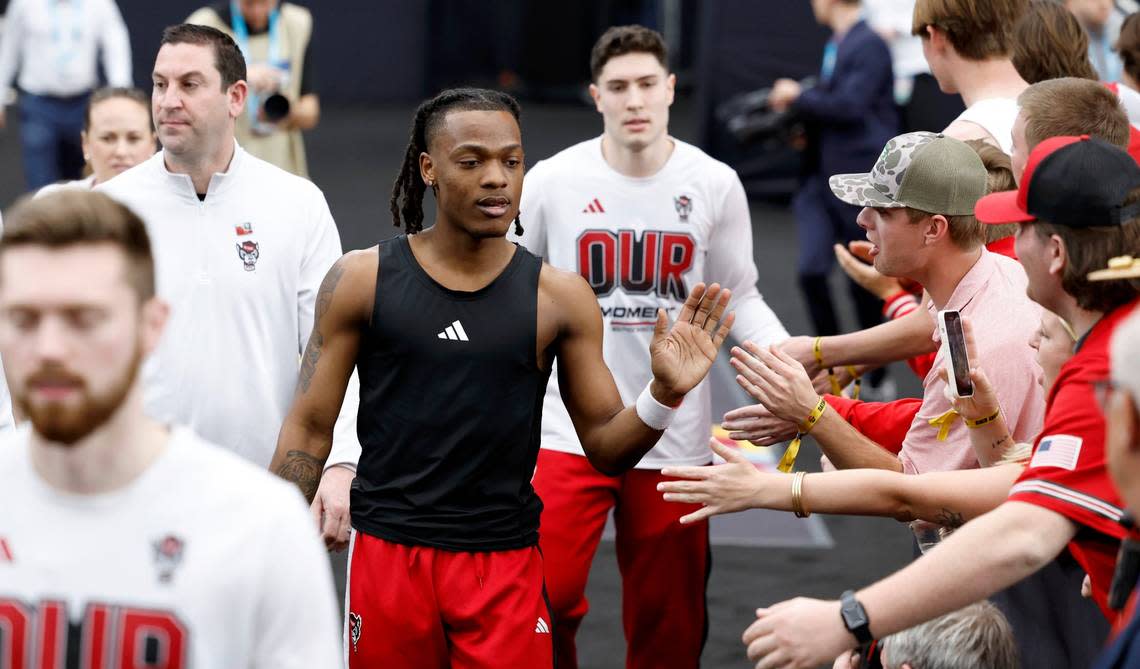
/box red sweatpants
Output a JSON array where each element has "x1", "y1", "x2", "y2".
[
  {"x1": 345, "y1": 531, "x2": 554, "y2": 669},
  {"x1": 533, "y1": 449, "x2": 710, "y2": 669}
]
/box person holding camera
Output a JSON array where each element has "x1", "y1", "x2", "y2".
[
  {"x1": 187, "y1": 0, "x2": 320, "y2": 177},
  {"x1": 768, "y1": 0, "x2": 899, "y2": 398}
]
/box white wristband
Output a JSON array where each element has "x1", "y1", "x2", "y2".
[{"x1": 636, "y1": 382, "x2": 677, "y2": 431}]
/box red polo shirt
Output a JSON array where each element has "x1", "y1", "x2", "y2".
[{"x1": 1007, "y1": 298, "x2": 1140, "y2": 620}]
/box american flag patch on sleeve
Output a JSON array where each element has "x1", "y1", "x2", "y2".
[{"x1": 1029, "y1": 434, "x2": 1083, "y2": 471}]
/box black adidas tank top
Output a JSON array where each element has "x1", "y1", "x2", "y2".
[{"x1": 350, "y1": 235, "x2": 551, "y2": 551}]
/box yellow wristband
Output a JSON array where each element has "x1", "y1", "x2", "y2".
[
  {"x1": 966, "y1": 409, "x2": 1001, "y2": 429},
  {"x1": 778, "y1": 397, "x2": 828, "y2": 474},
  {"x1": 813, "y1": 336, "x2": 826, "y2": 366},
  {"x1": 800, "y1": 396, "x2": 828, "y2": 433},
  {"x1": 778, "y1": 435, "x2": 802, "y2": 473}
]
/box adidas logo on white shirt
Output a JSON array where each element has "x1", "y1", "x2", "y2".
[
  {"x1": 437, "y1": 320, "x2": 469, "y2": 341},
  {"x1": 535, "y1": 617, "x2": 550, "y2": 634}
]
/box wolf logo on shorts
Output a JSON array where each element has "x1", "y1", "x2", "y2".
[{"x1": 348, "y1": 612, "x2": 363, "y2": 653}]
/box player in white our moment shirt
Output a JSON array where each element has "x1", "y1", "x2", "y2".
[
  {"x1": 514, "y1": 25, "x2": 788, "y2": 669},
  {"x1": 0, "y1": 191, "x2": 340, "y2": 668}
]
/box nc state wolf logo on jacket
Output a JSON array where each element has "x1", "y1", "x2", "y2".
[{"x1": 236, "y1": 241, "x2": 260, "y2": 271}]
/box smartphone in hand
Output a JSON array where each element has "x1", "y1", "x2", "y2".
[{"x1": 938, "y1": 309, "x2": 974, "y2": 398}]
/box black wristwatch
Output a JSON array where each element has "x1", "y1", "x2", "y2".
[{"x1": 839, "y1": 590, "x2": 873, "y2": 645}]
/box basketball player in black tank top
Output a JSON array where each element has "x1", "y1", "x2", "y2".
[{"x1": 269, "y1": 88, "x2": 735, "y2": 668}]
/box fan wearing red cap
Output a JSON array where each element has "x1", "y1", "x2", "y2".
[
  {"x1": 722, "y1": 137, "x2": 1140, "y2": 669},
  {"x1": 974, "y1": 134, "x2": 1140, "y2": 616}
]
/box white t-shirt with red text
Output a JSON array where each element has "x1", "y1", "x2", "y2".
[
  {"x1": 517, "y1": 137, "x2": 788, "y2": 468},
  {"x1": 0, "y1": 427, "x2": 341, "y2": 668}
]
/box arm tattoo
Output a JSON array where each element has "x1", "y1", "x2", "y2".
[
  {"x1": 935, "y1": 507, "x2": 965, "y2": 529},
  {"x1": 274, "y1": 450, "x2": 323, "y2": 502},
  {"x1": 298, "y1": 260, "x2": 347, "y2": 394},
  {"x1": 989, "y1": 434, "x2": 1012, "y2": 451}
]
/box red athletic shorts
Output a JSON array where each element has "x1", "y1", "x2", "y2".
[
  {"x1": 533, "y1": 448, "x2": 710, "y2": 669},
  {"x1": 345, "y1": 531, "x2": 554, "y2": 668}
]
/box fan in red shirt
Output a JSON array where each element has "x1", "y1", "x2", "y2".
[
  {"x1": 730, "y1": 79, "x2": 1138, "y2": 457},
  {"x1": 719, "y1": 134, "x2": 1140, "y2": 668}
]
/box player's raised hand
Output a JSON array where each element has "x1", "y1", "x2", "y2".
[{"x1": 649, "y1": 282, "x2": 735, "y2": 403}]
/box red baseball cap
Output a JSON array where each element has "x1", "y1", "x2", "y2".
[{"x1": 975, "y1": 135, "x2": 1140, "y2": 228}]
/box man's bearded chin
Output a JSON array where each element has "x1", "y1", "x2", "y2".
[{"x1": 18, "y1": 345, "x2": 143, "y2": 446}]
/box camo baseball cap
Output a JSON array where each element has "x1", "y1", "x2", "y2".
[{"x1": 829, "y1": 131, "x2": 988, "y2": 216}]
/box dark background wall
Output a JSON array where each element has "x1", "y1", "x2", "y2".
[
  {"x1": 114, "y1": 0, "x2": 428, "y2": 103},
  {"x1": 107, "y1": 0, "x2": 825, "y2": 195},
  {"x1": 112, "y1": 1, "x2": 823, "y2": 106}
]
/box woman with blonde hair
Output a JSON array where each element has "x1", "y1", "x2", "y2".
[{"x1": 37, "y1": 87, "x2": 156, "y2": 195}]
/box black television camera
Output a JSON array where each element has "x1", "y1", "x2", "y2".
[{"x1": 715, "y1": 77, "x2": 817, "y2": 149}]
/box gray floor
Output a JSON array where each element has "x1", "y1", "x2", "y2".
[{"x1": 0, "y1": 98, "x2": 921, "y2": 668}]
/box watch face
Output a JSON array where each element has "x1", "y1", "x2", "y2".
[
  {"x1": 842, "y1": 604, "x2": 868, "y2": 629},
  {"x1": 840, "y1": 591, "x2": 871, "y2": 643}
]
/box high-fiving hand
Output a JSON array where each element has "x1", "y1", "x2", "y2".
[
  {"x1": 731, "y1": 342, "x2": 821, "y2": 425},
  {"x1": 659, "y1": 438, "x2": 770, "y2": 523},
  {"x1": 649, "y1": 282, "x2": 735, "y2": 405}
]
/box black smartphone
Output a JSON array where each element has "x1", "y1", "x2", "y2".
[{"x1": 939, "y1": 309, "x2": 974, "y2": 398}]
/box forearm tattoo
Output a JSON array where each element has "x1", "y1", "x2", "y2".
[
  {"x1": 298, "y1": 260, "x2": 346, "y2": 394},
  {"x1": 989, "y1": 434, "x2": 1013, "y2": 451},
  {"x1": 935, "y1": 508, "x2": 965, "y2": 529},
  {"x1": 274, "y1": 450, "x2": 323, "y2": 502}
]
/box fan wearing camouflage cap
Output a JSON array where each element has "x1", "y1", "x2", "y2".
[
  {"x1": 730, "y1": 131, "x2": 1044, "y2": 480},
  {"x1": 729, "y1": 135, "x2": 1140, "y2": 669}
]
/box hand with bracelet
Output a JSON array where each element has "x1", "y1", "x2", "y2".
[
  {"x1": 731, "y1": 341, "x2": 823, "y2": 425},
  {"x1": 660, "y1": 439, "x2": 817, "y2": 524},
  {"x1": 660, "y1": 437, "x2": 1016, "y2": 525},
  {"x1": 935, "y1": 316, "x2": 1020, "y2": 467},
  {"x1": 775, "y1": 335, "x2": 825, "y2": 377}
]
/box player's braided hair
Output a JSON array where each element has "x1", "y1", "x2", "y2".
[{"x1": 390, "y1": 88, "x2": 524, "y2": 236}]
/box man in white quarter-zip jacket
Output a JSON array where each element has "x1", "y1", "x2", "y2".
[{"x1": 97, "y1": 24, "x2": 360, "y2": 530}]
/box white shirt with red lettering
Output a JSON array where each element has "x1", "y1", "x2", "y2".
[
  {"x1": 517, "y1": 136, "x2": 788, "y2": 468},
  {"x1": 0, "y1": 427, "x2": 341, "y2": 668}
]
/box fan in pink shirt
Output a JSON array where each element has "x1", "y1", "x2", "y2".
[{"x1": 728, "y1": 131, "x2": 1043, "y2": 481}]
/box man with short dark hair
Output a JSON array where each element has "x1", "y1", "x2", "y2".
[
  {"x1": 0, "y1": 190, "x2": 341, "y2": 667},
  {"x1": 96, "y1": 25, "x2": 360, "y2": 538},
  {"x1": 516, "y1": 24, "x2": 788, "y2": 669}
]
